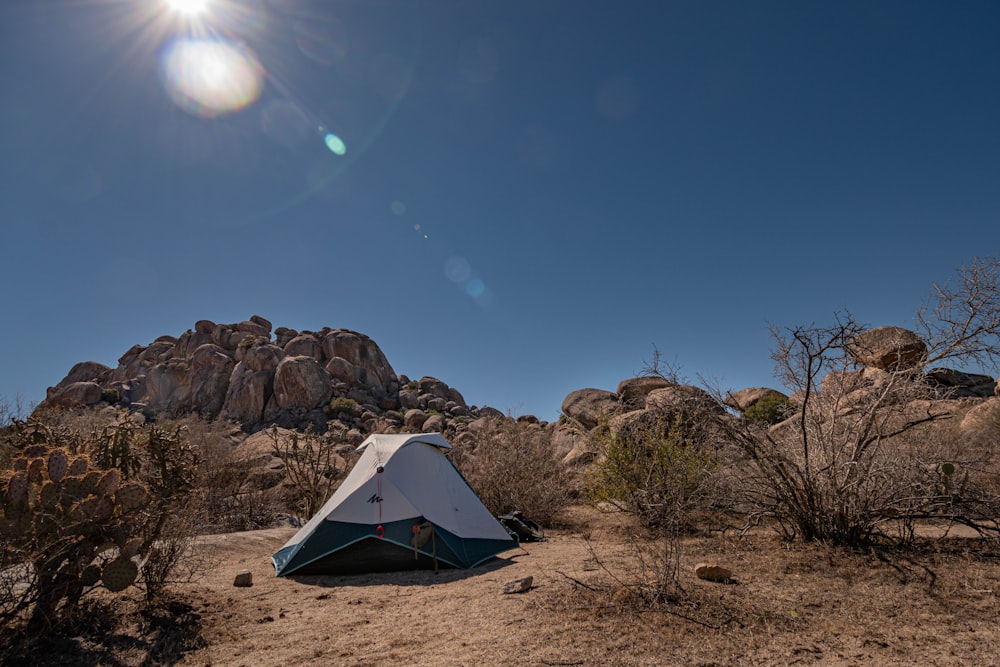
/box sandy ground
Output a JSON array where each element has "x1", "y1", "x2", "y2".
[{"x1": 168, "y1": 507, "x2": 1000, "y2": 667}]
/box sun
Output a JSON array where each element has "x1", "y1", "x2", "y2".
[{"x1": 165, "y1": 0, "x2": 209, "y2": 16}]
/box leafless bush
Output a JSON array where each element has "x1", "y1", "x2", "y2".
[
  {"x1": 450, "y1": 418, "x2": 574, "y2": 526},
  {"x1": 268, "y1": 426, "x2": 344, "y2": 518},
  {"x1": 584, "y1": 402, "x2": 723, "y2": 600},
  {"x1": 196, "y1": 433, "x2": 282, "y2": 533},
  {"x1": 723, "y1": 312, "x2": 1000, "y2": 546},
  {"x1": 140, "y1": 501, "x2": 212, "y2": 600}
]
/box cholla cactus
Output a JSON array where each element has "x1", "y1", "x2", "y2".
[{"x1": 1, "y1": 444, "x2": 152, "y2": 623}]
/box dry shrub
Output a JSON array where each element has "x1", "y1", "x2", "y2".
[
  {"x1": 725, "y1": 315, "x2": 1000, "y2": 546},
  {"x1": 450, "y1": 418, "x2": 573, "y2": 526},
  {"x1": 196, "y1": 433, "x2": 282, "y2": 533}
]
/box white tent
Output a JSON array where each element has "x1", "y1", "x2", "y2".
[{"x1": 272, "y1": 433, "x2": 516, "y2": 576}]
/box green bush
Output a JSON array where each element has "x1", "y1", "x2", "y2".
[
  {"x1": 99, "y1": 388, "x2": 119, "y2": 405},
  {"x1": 586, "y1": 408, "x2": 718, "y2": 532},
  {"x1": 328, "y1": 397, "x2": 358, "y2": 414},
  {"x1": 743, "y1": 393, "x2": 791, "y2": 425}
]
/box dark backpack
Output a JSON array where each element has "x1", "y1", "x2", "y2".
[{"x1": 498, "y1": 511, "x2": 545, "y2": 543}]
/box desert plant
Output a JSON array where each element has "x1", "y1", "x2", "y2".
[
  {"x1": 743, "y1": 392, "x2": 791, "y2": 425},
  {"x1": 1, "y1": 444, "x2": 153, "y2": 627},
  {"x1": 449, "y1": 418, "x2": 574, "y2": 526},
  {"x1": 329, "y1": 396, "x2": 358, "y2": 414},
  {"x1": 585, "y1": 404, "x2": 721, "y2": 601},
  {"x1": 723, "y1": 311, "x2": 1000, "y2": 546},
  {"x1": 586, "y1": 408, "x2": 719, "y2": 533},
  {"x1": 268, "y1": 426, "x2": 344, "y2": 518}
]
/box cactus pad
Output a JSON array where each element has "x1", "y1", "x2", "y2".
[
  {"x1": 47, "y1": 448, "x2": 70, "y2": 483},
  {"x1": 116, "y1": 483, "x2": 150, "y2": 511},
  {"x1": 39, "y1": 481, "x2": 59, "y2": 511},
  {"x1": 71, "y1": 496, "x2": 113, "y2": 522},
  {"x1": 6, "y1": 471, "x2": 29, "y2": 506},
  {"x1": 68, "y1": 456, "x2": 89, "y2": 477},
  {"x1": 80, "y1": 564, "x2": 102, "y2": 587},
  {"x1": 27, "y1": 458, "x2": 44, "y2": 483},
  {"x1": 101, "y1": 557, "x2": 138, "y2": 592},
  {"x1": 81, "y1": 471, "x2": 102, "y2": 496},
  {"x1": 60, "y1": 477, "x2": 83, "y2": 505},
  {"x1": 12, "y1": 457, "x2": 27, "y2": 472},
  {"x1": 96, "y1": 469, "x2": 121, "y2": 497},
  {"x1": 23, "y1": 444, "x2": 49, "y2": 458}
]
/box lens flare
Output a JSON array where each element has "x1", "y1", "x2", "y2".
[
  {"x1": 160, "y1": 39, "x2": 264, "y2": 117},
  {"x1": 165, "y1": 0, "x2": 209, "y2": 16},
  {"x1": 323, "y1": 133, "x2": 346, "y2": 155}
]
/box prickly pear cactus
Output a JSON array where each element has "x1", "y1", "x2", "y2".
[
  {"x1": 46, "y1": 448, "x2": 69, "y2": 482},
  {"x1": 101, "y1": 557, "x2": 139, "y2": 593},
  {"x1": 0, "y1": 443, "x2": 156, "y2": 618}
]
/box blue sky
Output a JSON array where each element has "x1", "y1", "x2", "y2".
[{"x1": 1, "y1": 0, "x2": 998, "y2": 422}]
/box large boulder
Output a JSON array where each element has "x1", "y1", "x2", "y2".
[
  {"x1": 188, "y1": 344, "x2": 236, "y2": 417},
  {"x1": 724, "y1": 387, "x2": 787, "y2": 413},
  {"x1": 616, "y1": 377, "x2": 672, "y2": 409},
  {"x1": 46, "y1": 381, "x2": 104, "y2": 407},
  {"x1": 145, "y1": 360, "x2": 190, "y2": 413},
  {"x1": 283, "y1": 334, "x2": 323, "y2": 361},
  {"x1": 959, "y1": 397, "x2": 1000, "y2": 434},
  {"x1": 847, "y1": 326, "x2": 927, "y2": 371},
  {"x1": 646, "y1": 384, "x2": 723, "y2": 414},
  {"x1": 54, "y1": 361, "x2": 111, "y2": 389},
  {"x1": 561, "y1": 388, "x2": 618, "y2": 430},
  {"x1": 925, "y1": 368, "x2": 997, "y2": 398},
  {"x1": 222, "y1": 363, "x2": 274, "y2": 424},
  {"x1": 272, "y1": 356, "x2": 333, "y2": 410}
]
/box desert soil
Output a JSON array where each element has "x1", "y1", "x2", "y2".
[{"x1": 6, "y1": 506, "x2": 1000, "y2": 666}]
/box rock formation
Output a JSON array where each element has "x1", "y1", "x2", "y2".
[{"x1": 38, "y1": 316, "x2": 502, "y2": 437}]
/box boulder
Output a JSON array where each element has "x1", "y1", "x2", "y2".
[
  {"x1": 283, "y1": 334, "x2": 323, "y2": 361},
  {"x1": 959, "y1": 397, "x2": 1000, "y2": 434},
  {"x1": 188, "y1": 344, "x2": 236, "y2": 417},
  {"x1": 325, "y1": 357, "x2": 357, "y2": 385},
  {"x1": 54, "y1": 361, "x2": 111, "y2": 389},
  {"x1": 422, "y1": 414, "x2": 447, "y2": 433},
  {"x1": 646, "y1": 384, "x2": 723, "y2": 413},
  {"x1": 273, "y1": 356, "x2": 333, "y2": 410},
  {"x1": 398, "y1": 389, "x2": 420, "y2": 410},
  {"x1": 617, "y1": 376, "x2": 672, "y2": 409},
  {"x1": 145, "y1": 360, "x2": 190, "y2": 413},
  {"x1": 561, "y1": 388, "x2": 618, "y2": 430},
  {"x1": 418, "y1": 376, "x2": 453, "y2": 401},
  {"x1": 847, "y1": 326, "x2": 927, "y2": 371},
  {"x1": 724, "y1": 387, "x2": 787, "y2": 413},
  {"x1": 244, "y1": 344, "x2": 285, "y2": 373},
  {"x1": 46, "y1": 381, "x2": 103, "y2": 407},
  {"x1": 926, "y1": 368, "x2": 997, "y2": 398},
  {"x1": 404, "y1": 408, "x2": 428, "y2": 430},
  {"x1": 222, "y1": 363, "x2": 274, "y2": 424}
]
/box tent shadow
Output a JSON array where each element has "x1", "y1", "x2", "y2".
[{"x1": 286, "y1": 552, "x2": 522, "y2": 588}]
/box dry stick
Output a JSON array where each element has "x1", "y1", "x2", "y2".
[{"x1": 554, "y1": 570, "x2": 598, "y2": 592}]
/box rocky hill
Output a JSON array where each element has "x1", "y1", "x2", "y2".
[
  {"x1": 37, "y1": 318, "x2": 1000, "y2": 458},
  {"x1": 38, "y1": 315, "x2": 517, "y2": 441}
]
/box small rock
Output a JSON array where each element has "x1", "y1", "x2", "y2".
[
  {"x1": 502, "y1": 576, "x2": 533, "y2": 594},
  {"x1": 694, "y1": 563, "x2": 732, "y2": 583},
  {"x1": 233, "y1": 570, "x2": 253, "y2": 587}
]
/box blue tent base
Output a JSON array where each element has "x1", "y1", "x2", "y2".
[
  {"x1": 272, "y1": 518, "x2": 516, "y2": 577},
  {"x1": 282, "y1": 536, "x2": 459, "y2": 576}
]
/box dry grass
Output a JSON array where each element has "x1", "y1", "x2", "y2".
[{"x1": 3, "y1": 506, "x2": 1000, "y2": 666}]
